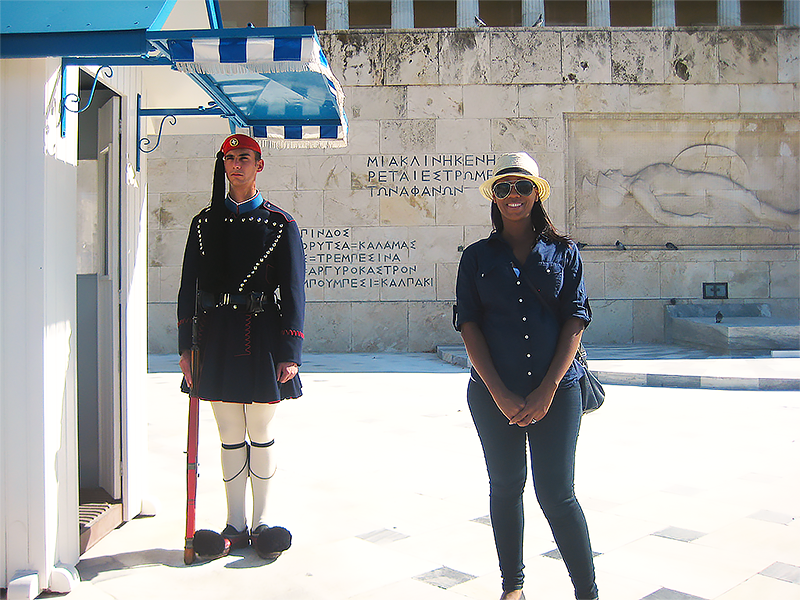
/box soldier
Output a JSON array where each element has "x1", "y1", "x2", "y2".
[{"x1": 177, "y1": 133, "x2": 305, "y2": 560}]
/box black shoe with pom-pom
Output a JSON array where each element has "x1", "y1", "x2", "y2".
[{"x1": 251, "y1": 524, "x2": 292, "y2": 560}]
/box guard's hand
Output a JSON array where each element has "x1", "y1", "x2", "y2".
[
  {"x1": 179, "y1": 350, "x2": 193, "y2": 387},
  {"x1": 276, "y1": 362, "x2": 298, "y2": 383}
]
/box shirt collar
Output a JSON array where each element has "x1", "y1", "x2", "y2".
[
  {"x1": 225, "y1": 191, "x2": 264, "y2": 215},
  {"x1": 487, "y1": 230, "x2": 514, "y2": 248},
  {"x1": 488, "y1": 230, "x2": 503, "y2": 243}
]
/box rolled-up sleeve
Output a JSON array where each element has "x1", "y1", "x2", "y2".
[
  {"x1": 454, "y1": 246, "x2": 482, "y2": 331},
  {"x1": 558, "y1": 243, "x2": 591, "y2": 326}
]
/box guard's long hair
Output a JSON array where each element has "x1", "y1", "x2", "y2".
[
  {"x1": 199, "y1": 151, "x2": 229, "y2": 293},
  {"x1": 491, "y1": 197, "x2": 572, "y2": 246}
]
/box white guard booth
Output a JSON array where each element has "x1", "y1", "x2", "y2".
[{"x1": 0, "y1": 1, "x2": 346, "y2": 598}]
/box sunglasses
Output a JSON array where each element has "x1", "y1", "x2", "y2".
[{"x1": 493, "y1": 179, "x2": 535, "y2": 199}]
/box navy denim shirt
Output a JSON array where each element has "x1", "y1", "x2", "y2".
[{"x1": 456, "y1": 231, "x2": 591, "y2": 397}]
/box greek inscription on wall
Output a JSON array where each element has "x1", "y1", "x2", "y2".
[
  {"x1": 302, "y1": 228, "x2": 433, "y2": 292},
  {"x1": 363, "y1": 154, "x2": 496, "y2": 197}
]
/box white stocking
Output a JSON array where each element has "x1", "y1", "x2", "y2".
[
  {"x1": 211, "y1": 402, "x2": 248, "y2": 531},
  {"x1": 246, "y1": 403, "x2": 277, "y2": 528}
]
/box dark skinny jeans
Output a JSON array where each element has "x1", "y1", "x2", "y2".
[{"x1": 467, "y1": 378, "x2": 598, "y2": 600}]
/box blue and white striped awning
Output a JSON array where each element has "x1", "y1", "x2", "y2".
[
  {"x1": 153, "y1": 27, "x2": 347, "y2": 148},
  {"x1": 0, "y1": 3, "x2": 347, "y2": 150}
]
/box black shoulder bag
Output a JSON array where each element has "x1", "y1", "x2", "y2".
[{"x1": 514, "y1": 262, "x2": 605, "y2": 414}]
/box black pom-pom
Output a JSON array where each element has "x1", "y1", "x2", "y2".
[
  {"x1": 193, "y1": 529, "x2": 228, "y2": 558},
  {"x1": 255, "y1": 526, "x2": 292, "y2": 558}
]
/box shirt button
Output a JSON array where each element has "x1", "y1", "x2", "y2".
[
  {"x1": 516, "y1": 281, "x2": 521, "y2": 285},
  {"x1": 527, "y1": 353, "x2": 531, "y2": 358},
  {"x1": 527, "y1": 371, "x2": 532, "y2": 376},
  {"x1": 518, "y1": 298, "x2": 523, "y2": 303},
  {"x1": 524, "y1": 334, "x2": 529, "y2": 339},
  {"x1": 522, "y1": 316, "x2": 527, "y2": 321}
]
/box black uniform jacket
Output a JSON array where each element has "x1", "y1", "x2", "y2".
[{"x1": 178, "y1": 194, "x2": 305, "y2": 403}]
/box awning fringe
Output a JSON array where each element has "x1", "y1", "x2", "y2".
[
  {"x1": 259, "y1": 138, "x2": 348, "y2": 149},
  {"x1": 174, "y1": 61, "x2": 323, "y2": 76}
]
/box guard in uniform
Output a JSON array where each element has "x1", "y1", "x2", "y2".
[{"x1": 177, "y1": 133, "x2": 304, "y2": 560}]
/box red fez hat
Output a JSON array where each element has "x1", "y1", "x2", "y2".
[{"x1": 220, "y1": 134, "x2": 262, "y2": 155}]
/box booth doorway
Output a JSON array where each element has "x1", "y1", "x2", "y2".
[{"x1": 75, "y1": 75, "x2": 124, "y2": 553}]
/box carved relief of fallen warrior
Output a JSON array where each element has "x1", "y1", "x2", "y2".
[{"x1": 582, "y1": 162, "x2": 798, "y2": 229}]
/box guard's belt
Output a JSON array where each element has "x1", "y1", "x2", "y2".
[{"x1": 199, "y1": 290, "x2": 273, "y2": 313}]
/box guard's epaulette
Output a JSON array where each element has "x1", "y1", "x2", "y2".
[{"x1": 264, "y1": 202, "x2": 296, "y2": 224}]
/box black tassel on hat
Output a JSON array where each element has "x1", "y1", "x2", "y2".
[{"x1": 199, "y1": 151, "x2": 229, "y2": 294}]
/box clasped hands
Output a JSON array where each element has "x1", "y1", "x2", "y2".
[{"x1": 494, "y1": 382, "x2": 558, "y2": 427}]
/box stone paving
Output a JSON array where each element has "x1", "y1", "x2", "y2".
[{"x1": 57, "y1": 350, "x2": 800, "y2": 600}]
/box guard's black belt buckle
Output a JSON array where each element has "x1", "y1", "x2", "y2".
[
  {"x1": 246, "y1": 292, "x2": 267, "y2": 314},
  {"x1": 199, "y1": 291, "x2": 268, "y2": 313}
]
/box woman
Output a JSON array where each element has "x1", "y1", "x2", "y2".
[
  {"x1": 177, "y1": 134, "x2": 304, "y2": 560},
  {"x1": 455, "y1": 152, "x2": 598, "y2": 600}
]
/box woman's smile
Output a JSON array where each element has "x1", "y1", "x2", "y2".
[{"x1": 495, "y1": 192, "x2": 536, "y2": 223}]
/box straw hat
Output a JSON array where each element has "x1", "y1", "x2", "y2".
[{"x1": 479, "y1": 152, "x2": 551, "y2": 202}]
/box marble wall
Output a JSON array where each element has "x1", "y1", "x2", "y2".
[{"x1": 147, "y1": 27, "x2": 799, "y2": 353}]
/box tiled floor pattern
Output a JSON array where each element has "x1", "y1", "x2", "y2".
[
  {"x1": 57, "y1": 353, "x2": 800, "y2": 600},
  {"x1": 414, "y1": 566, "x2": 476, "y2": 590},
  {"x1": 356, "y1": 514, "x2": 799, "y2": 600}
]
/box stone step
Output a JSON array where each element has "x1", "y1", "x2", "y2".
[
  {"x1": 668, "y1": 316, "x2": 799, "y2": 352},
  {"x1": 666, "y1": 303, "x2": 800, "y2": 353}
]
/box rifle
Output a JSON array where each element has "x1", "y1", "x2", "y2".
[{"x1": 184, "y1": 290, "x2": 201, "y2": 565}]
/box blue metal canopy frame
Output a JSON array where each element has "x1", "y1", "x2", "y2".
[
  {"x1": 54, "y1": 27, "x2": 348, "y2": 168},
  {"x1": 0, "y1": 0, "x2": 177, "y2": 58},
  {"x1": 136, "y1": 95, "x2": 226, "y2": 171}
]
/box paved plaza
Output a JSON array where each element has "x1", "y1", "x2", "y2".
[{"x1": 58, "y1": 349, "x2": 800, "y2": 600}]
